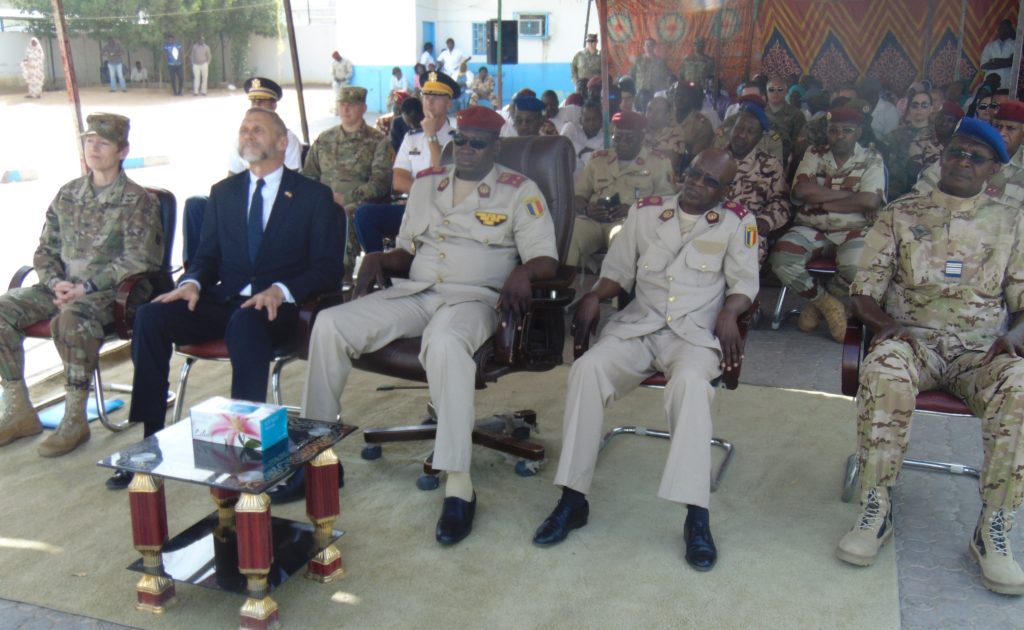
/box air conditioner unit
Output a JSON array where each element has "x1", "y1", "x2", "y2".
[{"x1": 517, "y1": 14, "x2": 548, "y2": 38}]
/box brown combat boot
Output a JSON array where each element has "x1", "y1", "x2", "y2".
[
  {"x1": 797, "y1": 302, "x2": 820, "y2": 332},
  {"x1": 971, "y1": 506, "x2": 1024, "y2": 595},
  {"x1": 811, "y1": 292, "x2": 848, "y2": 343},
  {"x1": 836, "y1": 486, "x2": 893, "y2": 566},
  {"x1": 0, "y1": 380, "x2": 43, "y2": 446},
  {"x1": 38, "y1": 388, "x2": 90, "y2": 457}
]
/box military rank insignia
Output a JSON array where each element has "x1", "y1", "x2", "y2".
[
  {"x1": 659, "y1": 208, "x2": 675, "y2": 222},
  {"x1": 706, "y1": 210, "x2": 720, "y2": 225},
  {"x1": 745, "y1": 224, "x2": 757, "y2": 248},
  {"x1": 497, "y1": 172, "x2": 526, "y2": 187},
  {"x1": 437, "y1": 177, "x2": 450, "y2": 192},
  {"x1": 475, "y1": 211, "x2": 508, "y2": 226},
  {"x1": 944, "y1": 260, "x2": 963, "y2": 278},
  {"x1": 283, "y1": 191, "x2": 293, "y2": 198},
  {"x1": 478, "y1": 183, "x2": 491, "y2": 198},
  {"x1": 525, "y1": 196, "x2": 545, "y2": 217}
]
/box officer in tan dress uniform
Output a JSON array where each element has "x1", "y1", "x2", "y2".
[
  {"x1": 533, "y1": 149, "x2": 759, "y2": 574},
  {"x1": 301, "y1": 106, "x2": 558, "y2": 545},
  {"x1": 568, "y1": 110, "x2": 675, "y2": 269},
  {"x1": 836, "y1": 119, "x2": 1024, "y2": 596}
]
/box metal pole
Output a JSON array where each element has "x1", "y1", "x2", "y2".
[
  {"x1": 597, "y1": 0, "x2": 610, "y2": 148},
  {"x1": 584, "y1": 0, "x2": 592, "y2": 47},
  {"x1": 954, "y1": 0, "x2": 967, "y2": 81},
  {"x1": 1011, "y1": 0, "x2": 1024, "y2": 98},
  {"x1": 281, "y1": 0, "x2": 309, "y2": 145},
  {"x1": 50, "y1": 0, "x2": 85, "y2": 175},
  {"x1": 497, "y1": 0, "x2": 503, "y2": 109}
]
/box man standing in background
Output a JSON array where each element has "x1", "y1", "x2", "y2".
[
  {"x1": 189, "y1": 35, "x2": 211, "y2": 96},
  {"x1": 102, "y1": 37, "x2": 126, "y2": 93},
  {"x1": 331, "y1": 51, "x2": 354, "y2": 114},
  {"x1": 163, "y1": 34, "x2": 184, "y2": 96},
  {"x1": 571, "y1": 34, "x2": 602, "y2": 87}
]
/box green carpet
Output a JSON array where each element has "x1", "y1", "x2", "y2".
[{"x1": 0, "y1": 357, "x2": 899, "y2": 629}]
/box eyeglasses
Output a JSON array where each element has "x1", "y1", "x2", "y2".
[
  {"x1": 684, "y1": 166, "x2": 732, "y2": 190},
  {"x1": 976, "y1": 103, "x2": 996, "y2": 111},
  {"x1": 944, "y1": 146, "x2": 995, "y2": 165},
  {"x1": 452, "y1": 133, "x2": 491, "y2": 150},
  {"x1": 909, "y1": 101, "x2": 931, "y2": 109},
  {"x1": 827, "y1": 125, "x2": 859, "y2": 135},
  {"x1": 767, "y1": 87, "x2": 787, "y2": 93}
]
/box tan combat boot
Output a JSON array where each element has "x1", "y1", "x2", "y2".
[
  {"x1": 836, "y1": 486, "x2": 893, "y2": 566},
  {"x1": 971, "y1": 506, "x2": 1024, "y2": 595},
  {"x1": 37, "y1": 388, "x2": 90, "y2": 457},
  {"x1": 0, "y1": 379, "x2": 43, "y2": 446},
  {"x1": 797, "y1": 302, "x2": 820, "y2": 332},
  {"x1": 811, "y1": 292, "x2": 848, "y2": 343}
]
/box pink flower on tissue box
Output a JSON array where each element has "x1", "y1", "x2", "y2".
[{"x1": 190, "y1": 396, "x2": 288, "y2": 451}]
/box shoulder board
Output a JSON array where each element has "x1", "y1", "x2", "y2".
[
  {"x1": 416, "y1": 166, "x2": 447, "y2": 178},
  {"x1": 649, "y1": 149, "x2": 671, "y2": 160},
  {"x1": 497, "y1": 172, "x2": 527, "y2": 187},
  {"x1": 722, "y1": 200, "x2": 749, "y2": 218},
  {"x1": 637, "y1": 196, "x2": 664, "y2": 208},
  {"x1": 407, "y1": 129, "x2": 424, "y2": 136}
]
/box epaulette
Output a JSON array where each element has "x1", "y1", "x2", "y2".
[
  {"x1": 649, "y1": 149, "x2": 671, "y2": 160},
  {"x1": 407, "y1": 129, "x2": 423, "y2": 135},
  {"x1": 637, "y1": 196, "x2": 663, "y2": 208},
  {"x1": 497, "y1": 172, "x2": 527, "y2": 187},
  {"x1": 722, "y1": 200, "x2": 749, "y2": 218},
  {"x1": 416, "y1": 166, "x2": 446, "y2": 178}
]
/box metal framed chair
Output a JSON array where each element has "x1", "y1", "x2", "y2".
[
  {"x1": 9, "y1": 187, "x2": 178, "y2": 431},
  {"x1": 839, "y1": 317, "x2": 980, "y2": 502},
  {"x1": 358, "y1": 135, "x2": 578, "y2": 490},
  {"x1": 768, "y1": 257, "x2": 837, "y2": 329}
]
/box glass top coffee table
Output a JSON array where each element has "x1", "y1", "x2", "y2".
[{"x1": 98, "y1": 417, "x2": 356, "y2": 629}]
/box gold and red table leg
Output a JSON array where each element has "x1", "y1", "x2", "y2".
[
  {"x1": 128, "y1": 473, "x2": 176, "y2": 613},
  {"x1": 305, "y1": 448, "x2": 345, "y2": 582},
  {"x1": 236, "y1": 491, "x2": 278, "y2": 629}
]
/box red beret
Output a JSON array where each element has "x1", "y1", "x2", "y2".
[
  {"x1": 939, "y1": 100, "x2": 965, "y2": 119},
  {"x1": 587, "y1": 76, "x2": 603, "y2": 89},
  {"x1": 565, "y1": 93, "x2": 584, "y2": 106},
  {"x1": 827, "y1": 106, "x2": 865, "y2": 125},
  {"x1": 612, "y1": 110, "x2": 647, "y2": 131},
  {"x1": 737, "y1": 94, "x2": 767, "y2": 109},
  {"x1": 995, "y1": 100, "x2": 1024, "y2": 123},
  {"x1": 393, "y1": 90, "x2": 411, "y2": 104},
  {"x1": 456, "y1": 106, "x2": 505, "y2": 133}
]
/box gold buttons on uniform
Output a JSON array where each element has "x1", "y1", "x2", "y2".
[
  {"x1": 643, "y1": 264, "x2": 649, "y2": 269},
  {"x1": 443, "y1": 219, "x2": 450, "y2": 225},
  {"x1": 668, "y1": 296, "x2": 676, "y2": 302},
  {"x1": 438, "y1": 235, "x2": 445, "y2": 241},
  {"x1": 666, "y1": 316, "x2": 673, "y2": 322},
  {"x1": 700, "y1": 264, "x2": 708, "y2": 270},
  {"x1": 667, "y1": 275, "x2": 674, "y2": 281},
  {"x1": 439, "y1": 253, "x2": 446, "y2": 259}
]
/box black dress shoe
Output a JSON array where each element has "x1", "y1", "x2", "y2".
[
  {"x1": 266, "y1": 462, "x2": 345, "y2": 504},
  {"x1": 533, "y1": 498, "x2": 589, "y2": 546},
  {"x1": 106, "y1": 469, "x2": 134, "y2": 490},
  {"x1": 684, "y1": 515, "x2": 718, "y2": 571},
  {"x1": 435, "y1": 494, "x2": 476, "y2": 545}
]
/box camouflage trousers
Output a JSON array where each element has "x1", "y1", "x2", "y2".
[
  {"x1": 0, "y1": 285, "x2": 112, "y2": 388},
  {"x1": 568, "y1": 216, "x2": 625, "y2": 270},
  {"x1": 857, "y1": 338, "x2": 1024, "y2": 511},
  {"x1": 768, "y1": 226, "x2": 863, "y2": 299}
]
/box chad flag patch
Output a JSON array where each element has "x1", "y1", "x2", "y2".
[
  {"x1": 744, "y1": 224, "x2": 758, "y2": 248},
  {"x1": 525, "y1": 196, "x2": 546, "y2": 218},
  {"x1": 475, "y1": 211, "x2": 508, "y2": 226}
]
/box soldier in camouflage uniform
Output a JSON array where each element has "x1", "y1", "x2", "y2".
[
  {"x1": 880, "y1": 91, "x2": 942, "y2": 200},
  {"x1": 678, "y1": 38, "x2": 715, "y2": 85},
  {"x1": 643, "y1": 96, "x2": 689, "y2": 173},
  {"x1": 673, "y1": 83, "x2": 715, "y2": 172},
  {"x1": 630, "y1": 39, "x2": 672, "y2": 110},
  {"x1": 763, "y1": 76, "x2": 806, "y2": 166},
  {"x1": 568, "y1": 111, "x2": 676, "y2": 269},
  {"x1": 725, "y1": 101, "x2": 791, "y2": 266},
  {"x1": 571, "y1": 34, "x2": 602, "y2": 86},
  {"x1": 0, "y1": 113, "x2": 163, "y2": 457},
  {"x1": 837, "y1": 119, "x2": 1024, "y2": 596},
  {"x1": 303, "y1": 85, "x2": 393, "y2": 270},
  {"x1": 768, "y1": 106, "x2": 886, "y2": 342},
  {"x1": 715, "y1": 95, "x2": 785, "y2": 163}
]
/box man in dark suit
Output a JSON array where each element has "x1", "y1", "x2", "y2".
[{"x1": 106, "y1": 107, "x2": 343, "y2": 489}]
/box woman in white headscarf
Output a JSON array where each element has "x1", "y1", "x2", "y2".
[{"x1": 21, "y1": 37, "x2": 45, "y2": 98}]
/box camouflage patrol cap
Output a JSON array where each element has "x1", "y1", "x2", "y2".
[
  {"x1": 338, "y1": 86, "x2": 368, "y2": 104},
  {"x1": 82, "y1": 113, "x2": 130, "y2": 145}
]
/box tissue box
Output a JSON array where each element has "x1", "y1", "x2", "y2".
[{"x1": 190, "y1": 396, "x2": 288, "y2": 451}]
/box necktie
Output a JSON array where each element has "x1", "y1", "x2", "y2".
[{"x1": 247, "y1": 178, "x2": 265, "y2": 266}]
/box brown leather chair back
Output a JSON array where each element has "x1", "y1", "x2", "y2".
[{"x1": 443, "y1": 135, "x2": 576, "y2": 264}]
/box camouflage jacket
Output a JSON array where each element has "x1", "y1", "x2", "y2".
[
  {"x1": 302, "y1": 123, "x2": 393, "y2": 207},
  {"x1": 792, "y1": 142, "x2": 887, "y2": 232},
  {"x1": 851, "y1": 189, "x2": 1024, "y2": 351},
  {"x1": 630, "y1": 56, "x2": 672, "y2": 93},
  {"x1": 34, "y1": 170, "x2": 163, "y2": 292},
  {"x1": 679, "y1": 54, "x2": 715, "y2": 84},
  {"x1": 715, "y1": 114, "x2": 784, "y2": 162},
  {"x1": 765, "y1": 102, "x2": 806, "y2": 163},
  {"x1": 570, "y1": 49, "x2": 602, "y2": 83},
  {"x1": 728, "y1": 148, "x2": 791, "y2": 232},
  {"x1": 881, "y1": 123, "x2": 941, "y2": 200},
  {"x1": 913, "y1": 145, "x2": 1024, "y2": 207}
]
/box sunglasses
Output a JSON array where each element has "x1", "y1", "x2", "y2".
[
  {"x1": 684, "y1": 166, "x2": 732, "y2": 190},
  {"x1": 944, "y1": 146, "x2": 994, "y2": 165},
  {"x1": 452, "y1": 133, "x2": 491, "y2": 150},
  {"x1": 827, "y1": 125, "x2": 859, "y2": 135},
  {"x1": 977, "y1": 103, "x2": 996, "y2": 111},
  {"x1": 909, "y1": 101, "x2": 931, "y2": 109},
  {"x1": 767, "y1": 87, "x2": 786, "y2": 93}
]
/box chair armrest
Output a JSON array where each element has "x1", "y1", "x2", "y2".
[
  {"x1": 9, "y1": 265, "x2": 34, "y2": 290},
  {"x1": 294, "y1": 290, "x2": 347, "y2": 360},
  {"x1": 114, "y1": 271, "x2": 173, "y2": 339},
  {"x1": 840, "y1": 316, "x2": 865, "y2": 397},
  {"x1": 720, "y1": 299, "x2": 759, "y2": 390},
  {"x1": 493, "y1": 267, "x2": 578, "y2": 367}
]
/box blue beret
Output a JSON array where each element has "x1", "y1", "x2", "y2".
[
  {"x1": 954, "y1": 117, "x2": 1010, "y2": 163},
  {"x1": 513, "y1": 95, "x2": 544, "y2": 112},
  {"x1": 738, "y1": 101, "x2": 771, "y2": 131}
]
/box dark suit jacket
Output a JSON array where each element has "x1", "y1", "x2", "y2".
[{"x1": 183, "y1": 168, "x2": 343, "y2": 303}]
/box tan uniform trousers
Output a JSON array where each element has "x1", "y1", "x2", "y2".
[
  {"x1": 567, "y1": 216, "x2": 625, "y2": 270},
  {"x1": 555, "y1": 328, "x2": 721, "y2": 508},
  {"x1": 302, "y1": 289, "x2": 498, "y2": 472}
]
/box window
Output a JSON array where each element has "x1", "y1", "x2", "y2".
[
  {"x1": 516, "y1": 13, "x2": 549, "y2": 39},
  {"x1": 472, "y1": 22, "x2": 487, "y2": 56}
]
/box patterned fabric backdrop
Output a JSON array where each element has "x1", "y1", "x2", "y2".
[{"x1": 605, "y1": 0, "x2": 1018, "y2": 96}]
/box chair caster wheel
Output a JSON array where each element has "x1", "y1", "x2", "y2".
[
  {"x1": 416, "y1": 474, "x2": 440, "y2": 490},
  {"x1": 512, "y1": 426, "x2": 530, "y2": 440},
  {"x1": 361, "y1": 445, "x2": 382, "y2": 460},
  {"x1": 515, "y1": 460, "x2": 541, "y2": 477}
]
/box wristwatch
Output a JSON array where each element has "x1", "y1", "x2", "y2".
[
  {"x1": 427, "y1": 134, "x2": 440, "y2": 143},
  {"x1": 83, "y1": 279, "x2": 98, "y2": 294}
]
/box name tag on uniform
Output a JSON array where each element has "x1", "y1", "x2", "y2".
[{"x1": 944, "y1": 260, "x2": 963, "y2": 278}]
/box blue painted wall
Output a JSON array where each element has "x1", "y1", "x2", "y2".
[{"x1": 353, "y1": 63, "x2": 575, "y2": 113}]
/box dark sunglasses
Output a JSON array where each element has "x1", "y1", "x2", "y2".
[
  {"x1": 684, "y1": 166, "x2": 732, "y2": 190},
  {"x1": 909, "y1": 101, "x2": 931, "y2": 109},
  {"x1": 452, "y1": 133, "x2": 492, "y2": 150},
  {"x1": 944, "y1": 146, "x2": 994, "y2": 165},
  {"x1": 767, "y1": 87, "x2": 786, "y2": 93},
  {"x1": 827, "y1": 125, "x2": 859, "y2": 135},
  {"x1": 976, "y1": 103, "x2": 996, "y2": 111}
]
